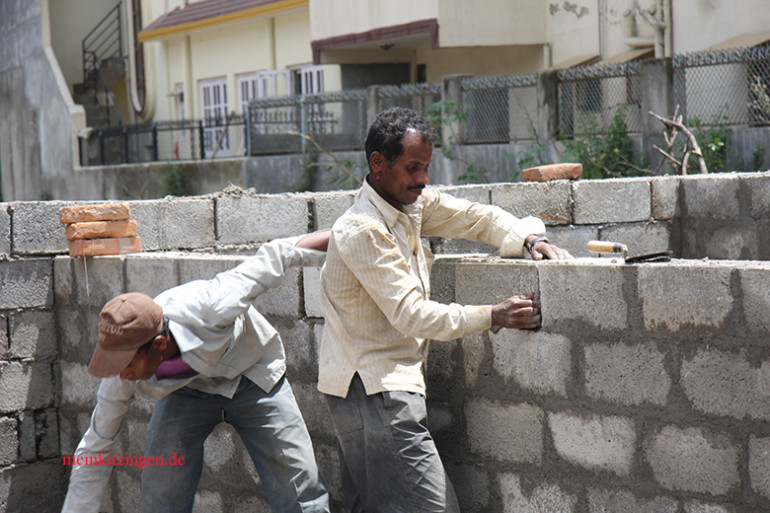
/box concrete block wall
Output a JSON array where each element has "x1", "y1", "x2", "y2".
[
  {"x1": 1, "y1": 171, "x2": 769, "y2": 511},
  {"x1": 429, "y1": 256, "x2": 770, "y2": 513}
]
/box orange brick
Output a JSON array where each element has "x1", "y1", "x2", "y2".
[
  {"x1": 65, "y1": 220, "x2": 138, "y2": 241},
  {"x1": 522, "y1": 163, "x2": 583, "y2": 182},
  {"x1": 69, "y1": 237, "x2": 142, "y2": 257},
  {"x1": 59, "y1": 203, "x2": 130, "y2": 224}
]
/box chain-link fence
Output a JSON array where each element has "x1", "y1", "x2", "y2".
[
  {"x1": 460, "y1": 74, "x2": 539, "y2": 144},
  {"x1": 557, "y1": 61, "x2": 643, "y2": 138},
  {"x1": 673, "y1": 44, "x2": 770, "y2": 127},
  {"x1": 247, "y1": 89, "x2": 367, "y2": 154},
  {"x1": 374, "y1": 83, "x2": 441, "y2": 115}
]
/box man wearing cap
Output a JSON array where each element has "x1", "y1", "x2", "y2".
[{"x1": 62, "y1": 232, "x2": 331, "y2": 513}]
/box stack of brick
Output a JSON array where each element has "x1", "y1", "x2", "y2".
[{"x1": 59, "y1": 203, "x2": 142, "y2": 257}]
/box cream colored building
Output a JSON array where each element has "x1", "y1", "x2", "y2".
[{"x1": 310, "y1": 0, "x2": 770, "y2": 82}]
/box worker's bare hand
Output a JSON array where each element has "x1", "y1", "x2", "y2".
[
  {"x1": 531, "y1": 241, "x2": 572, "y2": 261},
  {"x1": 491, "y1": 292, "x2": 541, "y2": 330}
]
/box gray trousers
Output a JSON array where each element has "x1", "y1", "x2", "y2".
[{"x1": 324, "y1": 374, "x2": 460, "y2": 513}]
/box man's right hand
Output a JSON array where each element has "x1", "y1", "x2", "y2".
[{"x1": 491, "y1": 292, "x2": 541, "y2": 330}]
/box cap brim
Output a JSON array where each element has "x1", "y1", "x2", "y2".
[{"x1": 87, "y1": 345, "x2": 138, "y2": 378}]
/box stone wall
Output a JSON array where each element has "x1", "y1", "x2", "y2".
[{"x1": 1, "y1": 171, "x2": 770, "y2": 512}]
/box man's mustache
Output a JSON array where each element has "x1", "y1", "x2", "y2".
[{"x1": 408, "y1": 185, "x2": 425, "y2": 190}]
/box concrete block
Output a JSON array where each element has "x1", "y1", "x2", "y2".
[
  {"x1": 312, "y1": 442, "x2": 342, "y2": 506},
  {"x1": 444, "y1": 462, "x2": 490, "y2": 513},
  {"x1": 253, "y1": 266, "x2": 301, "y2": 318},
  {"x1": 639, "y1": 264, "x2": 732, "y2": 332},
  {"x1": 740, "y1": 268, "x2": 770, "y2": 335},
  {"x1": 573, "y1": 178, "x2": 652, "y2": 224},
  {"x1": 0, "y1": 315, "x2": 7, "y2": 359},
  {"x1": 683, "y1": 222, "x2": 762, "y2": 260},
  {"x1": 428, "y1": 257, "x2": 456, "y2": 305},
  {"x1": 63, "y1": 254, "x2": 126, "y2": 308},
  {"x1": 683, "y1": 501, "x2": 735, "y2": 513},
  {"x1": 0, "y1": 259, "x2": 53, "y2": 309},
  {"x1": 462, "y1": 331, "x2": 489, "y2": 388},
  {"x1": 9, "y1": 200, "x2": 72, "y2": 254},
  {"x1": 60, "y1": 361, "x2": 100, "y2": 407},
  {"x1": 312, "y1": 191, "x2": 356, "y2": 230},
  {"x1": 290, "y1": 381, "x2": 335, "y2": 439},
  {"x1": 55, "y1": 305, "x2": 99, "y2": 363},
  {"x1": 548, "y1": 411, "x2": 636, "y2": 476},
  {"x1": 455, "y1": 259, "x2": 538, "y2": 306},
  {"x1": 202, "y1": 423, "x2": 237, "y2": 472},
  {"x1": 436, "y1": 184, "x2": 490, "y2": 204},
  {"x1": 749, "y1": 435, "x2": 770, "y2": 500},
  {"x1": 0, "y1": 461, "x2": 67, "y2": 512},
  {"x1": 465, "y1": 398, "x2": 543, "y2": 464},
  {"x1": 18, "y1": 411, "x2": 35, "y2": 462},
  {"x1": 546, "y1": 224, "x2": 599, "y2": 258},
  {"x1": 539, "y1": 260, "x2": 628, "y2": 331},
  {"x1": 8, "y1": 310, "x2": 57, "y2": 359},
  {"x1": 584, "y1": 342, "x2": 670, "y2": 406},
  {"x1": 498, "y1": 473, "x2": 577, "y2": 513},
  {"x1": 303, "y1": 266, "x2": 323, "y2": 318},
  {"x1": 491, "y1": 330, "x2": 571, "y2": 396},
  {"x1": 178, "y1": 255, "x2": 242, "y2": 284},
  {"x1": 491, "y1": 181, "x2": 572, "y2": 225},
  {"x1": 128, "y1": 200, "x2": 163, "y2": 251},
  {"x1": 158, "y1": 198, "x2": 216, "y2": 250},
  {"x1": 429, "y1": 237, "x2": 497, "y2": 255},
  {"x1": 588, "y1": 488, "x2": 678, "y2": 513},
  {"x1": 275, "y1": 319, "x2": 313, "y2": 379},
  {"x1": 427, "y1": 338, "x2": 460, "y2": 388},
  {"x1": 37, "y1": 408, "x2": 59, "y2": 459},
  {"x1": 0, "y1": 362, "x2": 53, "y2": 412},
  {"x1": 681, "y1": 174, "x2": 741, "y2": 222},
  {"x1": 125, "y1": 254, "x2": 180, "y2": 299},
  {"x1": 216, "y1": 194, "x2": 310, "y2": 245},
  {"x1": 746, "y1": 172, "x2": 770, "y2": 219},
  {"x1": 0, "y1": 204, "x2": 10, "y2": 257},
  {"x1": 0, "y1": 417, "x2": 17, "y2": 465},
  {"x1": 651, "y1": 176, "x2": 680, "y2": 220},
  {"x1": 600, "y1": 221, "x2": 672, "y2": 258},
  {"x1": 643, "y1": 425, "x2": 739, "y2": 495},
  {"x1": 681, "y1": 348, "x2": 770, "y2": 421}
]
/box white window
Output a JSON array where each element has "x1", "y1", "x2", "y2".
[
  {"x1": 200, "y1": 77, "x2": 229, "y2": 157},
  {"x1": 293, "y1": 65, "x2": 325, "y2": 95}
]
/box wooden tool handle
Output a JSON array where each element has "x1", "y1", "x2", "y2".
[{"x1": 587, "y1": 240, "x2": 628, "y2": 254}]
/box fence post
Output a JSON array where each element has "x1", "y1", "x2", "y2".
[
  {"x1": 538, "y1": 70, "x2": 560, "y2": 141},
  {"x1": 152, "y1": 124, "x2": 159, "y2": 161},
  {"x1": 199, "y1": 120, "x2": 205, "y2": 159},
  {"x1": 640, "y1": 58, "x2": 674, "y2": 170},
  {"x1": 366, "y1": 85, "x2": 382, "y2": 126},
  {"x1": 441, "y1": 74, "x2": 471, "y2": 144}
]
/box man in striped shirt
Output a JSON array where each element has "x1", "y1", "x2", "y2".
[{"x1": 318, "y1": 107, "x2": 571, "y2": 512}]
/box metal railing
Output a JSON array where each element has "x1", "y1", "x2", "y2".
[
  {"x1": 82, "y1": 3, "x2": 122, "y2": 82},
  {"x1": 247, "y1": 89, "x2": 368, "y2": 154},
  {"x1": 80, "y1": 116, "x2": 249, "y2": 166},
  {"x1": 79, "y1": 45, "x2": 770, "y2": 166}
]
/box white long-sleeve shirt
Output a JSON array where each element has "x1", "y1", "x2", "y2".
[
  {"x1": 318, "y1": 180, "x2": 546, "y2": 398},
  {"x1": 61, "y1": 236, "x2": 325, "y2": 513}
]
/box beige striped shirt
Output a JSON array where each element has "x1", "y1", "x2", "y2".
[{"x1": 318, "y1": 180, "x2": 546, "y2": 397}]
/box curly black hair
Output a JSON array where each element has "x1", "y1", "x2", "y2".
[{"x1": 364, "y1": 107, "x2": 437, "y2": 168}]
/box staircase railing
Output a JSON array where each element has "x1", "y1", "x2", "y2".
[{"x1": 82, "y1": 3, "x2": 123, "y2": 82}]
